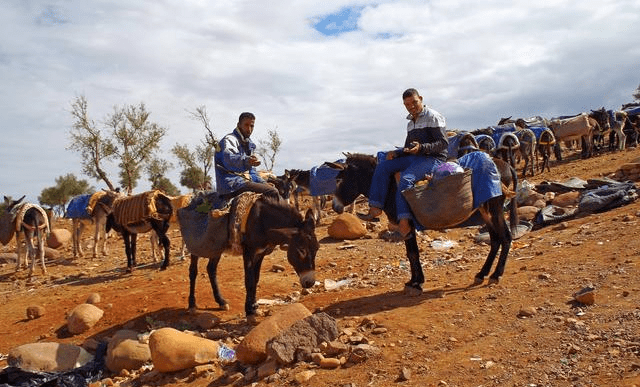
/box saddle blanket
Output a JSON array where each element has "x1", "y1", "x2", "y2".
[
  {"x1": 309, "y1": 161, "x2": 344, "y2": 196},
  {"x1": 457, "y1": 151, "x2": 503, "y2": 209},
  {"x1": 112, "y1": 190, "x2": 164, "y2": 226},
  {"x1": 66, "y1": 194, "x2": 92, "y2": 219}
]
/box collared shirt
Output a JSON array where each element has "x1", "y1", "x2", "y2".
[
  {"x1": 400, "y1": 105, "x2": 449, "y2": 160},
  {"x1": 406, "y1": 105, "x2": 446, "y2": 131}
]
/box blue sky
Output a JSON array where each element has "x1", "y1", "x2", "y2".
[{"x1": 1, "y1": 1, "x2": 639, "y2": 203}]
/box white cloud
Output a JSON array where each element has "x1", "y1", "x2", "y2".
[{"x1": 1, "y1": 0, "x2": 639, "y2": 202}]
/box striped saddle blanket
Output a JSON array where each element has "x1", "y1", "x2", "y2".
[{"x1": 112, "y1": 190, "x2": 168, "y2": 226}]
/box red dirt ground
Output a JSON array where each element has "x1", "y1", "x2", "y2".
[{"x1": 2, "y1": 147, "x2": 640, "y2": 387}]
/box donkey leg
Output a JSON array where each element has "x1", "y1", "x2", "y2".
[
  {"x1": 37, "y1": 229, "x2": 46, "y2": 275},
  {"x1": 25, "y1": 231, "x2": 36, "y2": 278},
  {"x1": 473, "y1": 203, "x2": 502, "y2": 284},
  {"x1": 206, "y1": 255, "x2": 228, "y2": 309},
  {"x1": 159, "y1": 231, "x2": 170, "y2": 270},
  {"x1": 243, "y1": 250, "x2": 266, "y2": 319},
  {"x1": 488, "y1": 201, "x2": 513, "y2": 283},
  {"x1": 15, "y1": 232, "x2": 23, "y2": 271},
  {"x1": 188, "y1": 254, "x2": 199, "y2": 311},
  {"x1": 403, "y1": 233, "x2": 424, "y2": 296}
]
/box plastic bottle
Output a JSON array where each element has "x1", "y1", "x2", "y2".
[{"x1": 218, "y1": 343, "x2": 236, "y2": 362}]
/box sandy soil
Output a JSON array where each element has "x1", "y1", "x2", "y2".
[{"x1": 1, "y1": 147, "x2": 640, "y2": 387}]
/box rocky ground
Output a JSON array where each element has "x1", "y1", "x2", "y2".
[{"x1": 1, "y1": 147, "x2": 640, "y2": 387}]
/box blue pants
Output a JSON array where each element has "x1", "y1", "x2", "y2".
[{"x1": 368, "y1": 155, "x2": 442, "y2": 221}]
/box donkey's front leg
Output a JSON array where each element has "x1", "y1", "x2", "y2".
[{"x1": 243, "y1": 250, "x2": 266, "y2": 320}]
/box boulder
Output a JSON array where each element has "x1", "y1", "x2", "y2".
[
  {"x1": 47, "y1": 229, "x2": 71, "y2": 249},
  {"x1": 328, "y1": 213, "x2": 367, "y2": 240},
  {"x1": 86, "y1": 293, "x2": 101, "y2": 304},
  {"x1": 67, "y1": 303, "x2": 104, "y2": 335},
  {"x1": 44, "y1": 247, "x2": 61, "y2": 260},
  {"x1": 148, "y1": 327, "x2": 220, "y2": 373},
  {"x1": 8, "y1": 342, "x2": 93, "y2": 372},
  {"x1": 106, "y1": 329, "x2": 152, "y2": 373},
  {"x1": 235, "y1": 303, "x2": 312, "y2": 364},
  {"x1": 266, "y1": 312, "x2": 339, "y2": 365}
]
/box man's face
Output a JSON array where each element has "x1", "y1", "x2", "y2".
[
  {"x1": 403, "y1": 94, "x2": 424, "y2": 119},
  {"x1": 238, "y1": 118, "x2": 255, "y2": 138}
]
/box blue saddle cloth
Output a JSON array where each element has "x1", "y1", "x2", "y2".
[
  {"x1": 458, "y1": 151, "x2": 503, "y2": 209},
  {"x1": 488, "y1": 123, "x2": 517, "y2": 145},
  {"x1": 66, "y1": 194, "x2": 92, "y2": 219},
  {"x1": 309, "y1": 160, "x2": 344, "y2": 196},
  {"x1": 528, "y1": 126, "x2": 550, "y2": 140},
  {"x1": 623, "y1": 106, "x2": 640, "y2": 116}
]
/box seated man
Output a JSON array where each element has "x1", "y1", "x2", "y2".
[
  {"x1": 214, "y1": 112, "x2": 279, "y2": 200},
  {"x1": 359, "y1": 88, "x2": 449, "y2": 242}
]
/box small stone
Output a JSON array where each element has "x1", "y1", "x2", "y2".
[
  {"x1": 86, "y1": 293, "x2": 101, "y2": 304},
  {"x1": 518, "y1": 307, "x2": 537, "y2": 318},
  {"x1": 398, "y1": 367, "x2": 411, "y2": 381},
  {"x1": 294, "y1": 370, "x2": 316, "y2": 384},
  {"x1": 372, "y1": 327, "x2": 387, "y2": 334},
  {"x1": 320, "y1": 357, "x2": 342, "y2": 368},
  {"x1": 26, "y1": 305, "x2": 45, "y2": 320},
  {"x1": 272, "y1": 264, "x2": 286, "y2": 272}
]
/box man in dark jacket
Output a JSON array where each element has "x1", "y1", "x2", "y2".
[
  {"x1": 359, "y1": 88, "x2": 449, "y2": 241},
  {"x1": 214, "y1": 112, "x2": 279, "y2": 199}
]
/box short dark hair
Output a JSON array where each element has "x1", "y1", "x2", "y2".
[
  {"x1": 402, "y1": 88, "x2": 420, "y2": 99},
  {"x1": 238, "y1": 112, "x2": 255, "y2": 124}
]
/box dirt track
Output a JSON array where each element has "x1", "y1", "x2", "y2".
[{"x1": 2, "y1": 147, "x2": 640, "y2": 387}]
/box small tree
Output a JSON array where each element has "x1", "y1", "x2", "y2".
[
  {"x1": 67, "y1": 95, "x2": 117, "y2": 190},
  {"x1": 172, "y1": 105, "x2": 218, "y2": 191},
  {"x1": 38, "y1": 174, "x2": 94, "y2": 216},
  {"x1": 256, "y1": 127, "x2": 282, "y2": 171},
  {"x1": 634, "y1": 83, "x2": 640, "y2": 101},
  {"x1": 146, "y1": 157, "x2": 180, "y2": 196},
  {"x1": 106, "y1": 103, "x2": 167, "y2": 194}
]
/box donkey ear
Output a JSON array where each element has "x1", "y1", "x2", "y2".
[
  {"x1": 303, "y1": 209, "x2": 316, "y2": 232},
  {"x1": 324, "y1": 162, "x2": 345, "y2": 170}
]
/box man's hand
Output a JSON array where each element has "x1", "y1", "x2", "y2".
[
  {"x1": 248, "y1": 155, "x2": 261, "y2": 167},
  {"x1": 403, "y1": 141, "x2": 420, "y2": 155}
]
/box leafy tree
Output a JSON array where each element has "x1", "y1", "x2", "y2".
[
  {"x1": 146, "y1": 158, "x2": 180, "y2": 196},
  {"x1": 68, "y1": 96, "x2": 168, "y2": 194},
  {"x1": 38, "y1": 174, "x2": 94, "y2": 216},
  {"x1": 106, "y1": 103, "x2": 167, "y2": 194},
  {"x1": 172, "y1": 105, "x2": 217, "y2": 191},
  {"x1": 67, "y1": 95, "x2": 117, "y2": 190},
  {"x1": 634, "y1": 83, "x2": 640, "y2": 101},
  {"x1": 256, "y1": 128, "x2": 282, "y2": 171}
]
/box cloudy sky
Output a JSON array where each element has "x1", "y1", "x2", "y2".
[{"x1": 2, "y1": 0, "x2": 639, "y2": 203}]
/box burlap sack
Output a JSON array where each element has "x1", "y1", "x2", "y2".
[{"x1": 402, "y1": 170, "x2": 474, "y2": 230}]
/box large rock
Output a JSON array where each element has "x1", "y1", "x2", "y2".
[
  {"x1": 266, "y1": 312, "x2": 339, "y2": 365},
  {"x1": 327, "y1": 213, "x2": 367, "y2": 240},
  {"x1": 8, "y1": 342, "x2": 93, "y2": 372},
  {"x1": 106, "y1": 329, "x2": 152, "y2": 373},
  {"x1": 148, "y1": 327, "x2": 220, "y2": 373},
  {"x1": 47, "y1": 229, "x2": 71, "y2": 249},
  {"x1": 235, "y1": 303, "x2": 312, "y2": 364},
  {"x1": 67, "y1": 303, "x2": 104, "y2": 335}
]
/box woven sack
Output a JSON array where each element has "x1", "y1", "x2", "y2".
[
  {"x1": 0, "y1": 211, "x2": 16, "y2": 245},
  {"x1": 402, "y1": 169, "x2": 474, "y2": 230}
]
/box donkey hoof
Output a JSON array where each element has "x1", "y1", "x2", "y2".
[
  {"x1": 472, "y1": 276, "x2": 484, "y2": 286},
  {"x1": 403, "y1": 284, "x2": 423, "y2": 297},
  {"x1": 187, "y1": 307, "x2": 198, "y2": 315},
  {"x1": 220, "y1": 304, "x2": 230, "y2": 311},
  {"x1": 488, "y1": 277, "x2": 500, "y2": 285},
  {"x1": 126, "y1": 267, "x2": 134, "y2": 274}
]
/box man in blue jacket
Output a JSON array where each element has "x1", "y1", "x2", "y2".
[
  {"x1": 214, "y1": 112, "x2": 279, "y2": 199},
  {"x1": 359, "y1": 88, "x2": 449, "y2": 242}
]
